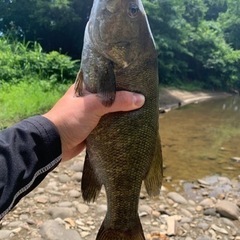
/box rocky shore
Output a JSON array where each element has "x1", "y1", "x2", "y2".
[
  {"x1": 159, "y1": 88, "x2": 231, "y2": 112},
  {"x1": 1, "y1": 153, "x2": 240, "y2": 240},
  {"x1": 1, "y1": 88, "x2": 238, "y2": 240}
]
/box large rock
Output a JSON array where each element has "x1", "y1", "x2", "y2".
[
  {"x1": 47, "y1": 207, "x2": 75, "y2": 219},
  {"x1": 39, "y1": 220, "x2": 82, "y2": 240},
  {"x1": 0, "y1": 230, "x2": 12, "y2": 239},
  {"x1": 216, "y1": 200, "x2": 240, "y2": 220},
  {"x1": 166, "y1": 216, "x2": 179, "y2": 236},
  {"x1": 167, "y1": 192, "x2": 188, "y2": 204}
]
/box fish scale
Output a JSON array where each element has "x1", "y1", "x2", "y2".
[{"x1": 75, "y1": 0, "x2": 163, "y2": 239}]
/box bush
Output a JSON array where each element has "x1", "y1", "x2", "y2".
[{"x1": 0, "y1": 38, "x2": 79, "y2": 83}]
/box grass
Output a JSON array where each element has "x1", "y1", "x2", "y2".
[{"x1": 0, "y1": 79, "x2": 70, "y2": 128}]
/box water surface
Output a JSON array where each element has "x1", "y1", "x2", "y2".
[{"x1": 159, "y1": 96, "x2": 240, "y2": 185}]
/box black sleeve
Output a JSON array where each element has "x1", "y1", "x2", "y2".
[{"x1": 0, "y1": 116, "x2": 62, "y2": 220}]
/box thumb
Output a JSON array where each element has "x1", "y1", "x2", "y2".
[{"x1": 100, "y1": 91, "x2": 145, "y2": 116}]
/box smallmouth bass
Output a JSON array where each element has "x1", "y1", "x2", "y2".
[{"x1": 75, "y1": 0, "x2": 163, "y2": 239}]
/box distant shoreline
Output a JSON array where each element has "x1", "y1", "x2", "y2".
[{"x1": 159, "y1": 88, "x2": 232, "y2": 113}]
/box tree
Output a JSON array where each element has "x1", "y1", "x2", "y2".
[
  {"x1": 0, "y1": 0, "x2": 93, "y2": 58},
  {"x1": 1, "y1": 0, "x2": 240, "y2": 90},
  {"x1": 143, "y1": 0, "x2": 192, "y2": 84},
  {"x1": 218, "y1": 0, "x2": 240, "y2": 50}
]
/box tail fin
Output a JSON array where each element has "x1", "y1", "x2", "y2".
[{"x1": 96, "y1": 217, "x2": 145, "y2": 240}]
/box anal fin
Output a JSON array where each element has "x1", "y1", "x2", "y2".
[
  {"x1": 81, "y1": 152, "x2": 102, "y2": 202},
  {"x1": 144, "y1": 134, "x2": 163, "y2": 196}
]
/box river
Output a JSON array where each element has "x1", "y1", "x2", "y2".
[{"x1": 159, "y1": 95, "x2": 240, "y2": 187}]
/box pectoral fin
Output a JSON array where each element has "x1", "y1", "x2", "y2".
[
  {"x1": 97, "y1": 60, "x2": 116, "y2": 107},
  {"x1": 81, "y1": 152, "x2": 102, "y2": 202},
  {"x1": 75, "y1": 54, "x2": 116, "y2": 107},
  {"x1": 144, "y1": 134, "x2": 163, "y2": 196}
]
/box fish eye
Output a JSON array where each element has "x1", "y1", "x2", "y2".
[{"x1": 128, "y1": 2, "x2": 139, "y2": 18}]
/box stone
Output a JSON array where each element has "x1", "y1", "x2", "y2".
[
  {"x1": 39, "y1": 220, "x2": 82, "y2": 240},
  {"x1": 72, "y1": 172, "x2": 83, "y2": 182},
  {"x1": 211, "y1": 224, "x2": 228, "y2": 234},
  {"x1": 181, "y1": 217, "x2": 192, "y2": 223},
  {"x1": 11, "y1": 227, "x2": 22, "y2": 234},
  {"x1": 47, "y1": 207, "x2": 75, "y2": 219},
  {"x1": 80, "y1": 231, "x2": 90, "y2": 238},
  {"x1": 7, "y1": 221, "x2": 23, "y2": 228},
  {"x1": 221, "y1": 217, "x2": 236, "y2": 228},
  {"x1": 0, "y1": 230, "x2": 12, "y2": 239},
  {"x1": 218, "y1": 176, "x2": 231, "y2": 184},
  {"x1": 196, "y1": 205, "x2": 203, "y2": 212},
  {"x1": 96, "y1": 204, "x2": 107, "y2": 214},
  {"x1": 199, "y1": 198, "x2": 215, "y2": 208},
  {"x1": 166, "y1": 216, "x2": 177, "y2": 236},
  {"x1": 180, "y1": 208, "x2": 193, "y2": 218},
  {"x1": 182, "y1": 223, "x2": 191, "y2": 231},
  {"x1": 69, "y1": 162, "x2": 84, "y2": 172},
  {"x1": 197, "y1": 179, "x2": 211, "y2": 186},
  {"x1": 139, "y1": 212, "x2": 148, "y2": 217},
  {"x1": 167, "y1": 192, "x2": 188, "y2": 204},
  {"x1": 58, "y1": 201, "x2": 73, "y2": 207},
  {"x1": 76, "y1": 203, "x2": 89, "y2": 214},
  {"x1": 203, "y1": 208, "x2": 217, "y2": 216},
  {"x1": 185, "y1": 237, "x2": 194, "y2": 240},
  {"x1": 58, "y1": 174, "x2": 71, "y2": 183},
  {"x1": 196, "y1": 236, "x2": 212, "y2": 240},
  {"x1": 231, "y1": 157, "x2": 240, "y2": 163},
  {"x1": 49, "y1": 196, "x2": 60, "y2": 203},
  {"x1": 202, "y1": 191, "x2": 209, "y2": 196},
  {"x1": 139, "y1": 205, "x2": 152, "y2": 215},
  {"x1": 34, "y1": 195, "x2": 49, "y2": 204},
  {"x1": 69, "y1": 190, "x2": 81, "y2": 198},
  {"x1": 152, "y1": 210, "x2": 160, "y2": 218},
  {"x1": 216, "y1": 200, "x2": 240, "y2": 220},
  {"x1": 197, "y1": 222, "x2": 210, "y2": 231}
]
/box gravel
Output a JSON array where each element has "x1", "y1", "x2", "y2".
[{"x1": 1, "y1": 153, "x2": 240, "y2": 240}]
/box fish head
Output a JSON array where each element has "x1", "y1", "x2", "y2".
[{"x1": 87, "y1": 0, "x2": 155, "y2": 68}]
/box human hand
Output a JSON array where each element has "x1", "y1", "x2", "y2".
[{"x1": 43, "y1": 85, "x2": 145, "y2": 161}]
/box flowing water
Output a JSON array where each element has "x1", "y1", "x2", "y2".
[{"x1": 159, "y1": 96, "x2": 240, "y2": 186}]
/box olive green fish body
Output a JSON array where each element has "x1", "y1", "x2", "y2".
[{"x1": 75, "y1": 0, "x2": 163, "y2": 239}]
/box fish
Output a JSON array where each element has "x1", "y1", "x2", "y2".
[{"x1": 74, "y1": 0, "x2": 163, "y2": 239}]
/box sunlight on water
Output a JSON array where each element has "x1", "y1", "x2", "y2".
[{"x1": 159, "y1": 96, "x2": 240, "y2": 185}]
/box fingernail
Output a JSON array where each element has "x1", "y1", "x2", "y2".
[{"x1": 133, "y1": 93, "x2": 145, "y2": 107}]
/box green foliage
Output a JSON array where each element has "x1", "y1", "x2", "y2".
[
  {"x1": 0, "y1": 38, "x2": 79, "y2": 83},
  {"x1": 143, "y1": 0, "x2": 240, "y2": 90},
  {"x1": 0, "y1": 80, "x2": 69, "y2": 127},
  {"x1": 0, "y1": 0, "x2": 93, "y2": 58},
  {"x1": 0, "y1": 0, "x2": 240, "y2": 91},
  {"x1": 218, "y1": 0, "x2": 240, "y2": 50}
]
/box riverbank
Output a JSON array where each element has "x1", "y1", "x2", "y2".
[
  {"x1": 159, "y1": 88, "x2": 232, "y2": 112},
  {"x1": 1, "y1": 154, "x2": 239, "y2": 240}
]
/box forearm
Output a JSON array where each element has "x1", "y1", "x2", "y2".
[{"x1": 0, "y1": 116, "x2": 62, "y2": 219}]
